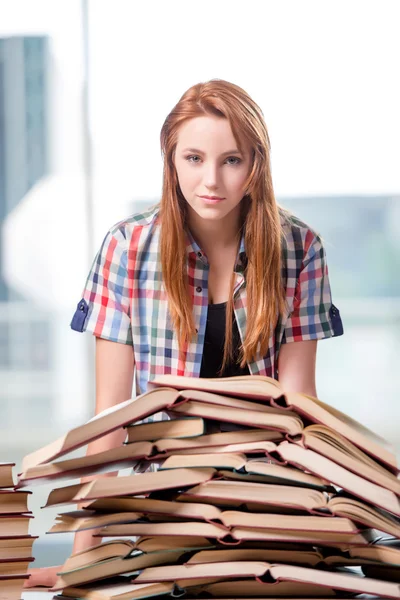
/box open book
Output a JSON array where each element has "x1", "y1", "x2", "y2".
[
  {"x1": 152, "y1": 375, "x2": 398, "y2": 474},
  {"x1": 159, "y1": 452, "x2": 332, "y2": 491},
  {"x1": 275, "y1": 440, "x2": 400, "y2": 517},
  {"x1": 16, "y1": 432, "x2": 281, "y2": 488},
  {"x1": 177, "y1": 479, "x2": 400, "y2": 538},
  {"x1": 20, "y1": 387, "x2": 301, "y2": 473},
  {"x1": 293, "y1": 424, "x2": 400, "y2": 496},
  {"x1": 129, "y1": 559, "x2": 400, "y2": 598},
  {"x1": 52, "y1": 548, "x2": 186, "y2": 589},
  {"x1": 50, "y1": 505, "x2": 361, "y2": 536}
]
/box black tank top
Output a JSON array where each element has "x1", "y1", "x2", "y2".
[{"x1": 199, "y1": 302, "x2": 250, "y2": 378}]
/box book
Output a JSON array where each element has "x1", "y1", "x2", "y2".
[
  {"x1": 177, "y1": 479, "x2": 400, "y2": 537},
  {"x1": 275, "y1": 440, "x2": 400, "y2": 517},
  {"x1": 42, "y1": 468, "x2": 216, "y2": 507},
  {"x1": 0, "y1": 514, "x2": 33, "y2": 536},
  {"x1": 154, "y1": 428, "x2": 283, "y2": 451},
  {"x1": 59, "y1": 537, "x2": 214, "y2": 572},
  {"x1": 130, "y1": 560, "x2": 400, "y2": 597},
  {"x1": 159, "y1": 453, "x2": 332, "y2": 491},
  {"x1": 0, "y1": 574, "x2": 31, "y2": 599},
  {"x1": 50, "y1": 503, "x2": 360, "y2": 534},
  {"x1": 20, "y1": 387, "x2": 295, "y2": 473},
  {"x1": 17, "y1": 434, "x2": 281, "y2": 488},
  {"x1": 0, "y1": 536, "x2": 37, "y2": 560},
  {"x1": 21, "y1": 388, "x2": 182, "y2": 471},
  {"x1": 294, "y1": 424, "x2": 400, "y2": 496},
  {"x1": 52, "y1": 549, "x2": 186, "y2": 589},
  {"x1": 0, "y1": 558, "x2": 33, "y2": 575},
  {"x1": 0, "y1": 463, "x2": 15, "y2": 489},
  {"x1": 97, "y1": 521, "x2": 374, "y2": 548},
  {"x1": 59, "y1": 579, "x2": 178, "y2": 600},
  {"x1": 17, "y1": 442, "x2": 155, "y2": 487},
  {"x1": 125, "y1": 417, "x2": 205, "y2": 442},
  {"x1": 151, "y1": 375, "x2": 398, "y2": 474},
  {"x1": 170, "y1": 399, "x2": 303, "y2": 436},
  {"x1": 0, "y1": 490, "x2": 31, "y2": 513},
  {"x1": 48, "y1": 511, "x2": 144, "y2": 533}
]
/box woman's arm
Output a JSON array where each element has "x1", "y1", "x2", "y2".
[
  {"x1": 24, "y1": 338, "x2": 135, "y2": 587},
  {"x1": 72, "y1": 337, "x2": 135, "y2": 553},
  {"x1": 277, "y1": 339, "x2": 318, "y2": 397}
]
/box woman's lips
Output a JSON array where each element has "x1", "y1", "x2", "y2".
[{"x1": 199, "y1": 195, "x2": 225, "y2": 204}]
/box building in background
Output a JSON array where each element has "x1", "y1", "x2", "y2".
[{"x1": 0, "y1": 36, "x2": 52, "y2": 440}]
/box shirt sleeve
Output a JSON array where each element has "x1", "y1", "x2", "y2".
[
  {"x1": 70, "y1": 226, "x2": 133, "y2": 345},
  {"x1": 282, "y1": 232, "x2": 344, "y2": 344}
]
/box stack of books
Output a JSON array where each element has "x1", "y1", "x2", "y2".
[
  {"x1": 1, "y1": 461, "x2": 35, "y2": 597},
  {"x1": 17, "y1": 375, "x2": 400, "y2": 599}
]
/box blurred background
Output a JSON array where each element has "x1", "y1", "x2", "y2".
[{"x1": 0, "y1": 0, "x2": 399, "y2": 569}]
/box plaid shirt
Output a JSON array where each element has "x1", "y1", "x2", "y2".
[{"x1": 71, "y1": 204, "x2": 343, "y2": 396}]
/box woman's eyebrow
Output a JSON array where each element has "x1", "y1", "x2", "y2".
[{"x1": 182, "y1": 148, "x2": 242, "y2": 156}]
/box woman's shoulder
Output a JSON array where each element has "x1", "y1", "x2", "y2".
[
  {"x1": 106, "y1": 203, "x2": 161, "y2": 245},
  {"x1": 278, "y1": 205, "x2": 322, "y2": 250}
]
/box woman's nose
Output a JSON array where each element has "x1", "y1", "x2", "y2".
[{"x1": 203, "y1": 163, "x2": 220, "y2": 187}]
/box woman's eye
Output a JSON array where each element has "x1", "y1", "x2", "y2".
[
  {"x1": 186, "y1": 155, "x2": 241, "y2": 165},
  {"x1": 226, "y1": 156, "x2": 241, "y2": 165}
]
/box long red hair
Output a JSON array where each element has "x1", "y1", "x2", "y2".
[{"x1": 159, "y1": 79, "x2": 286, "y2": 370}]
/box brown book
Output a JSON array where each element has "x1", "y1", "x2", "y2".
[
  {"x1": 48, "y1": 511, "x2": 144, "y2": 533},
  {"x1": 126, "y1": 417, "x2": 205, "y2": 443},
  {"x1": 83, "y1": 496, "x2": 358, "y2": 534},
  {"x1": 17, "y1": 442, "x2": 155, "y2": 487},
  {"x1": 0, "y1": 574, "x2": 30, "y2": 600},
  {"x1": 188, "y1": 579, "x2": 336, "y2": 597},
  {"x1": 20, "y1": 387, "x2": 292, "y2": 473},
  {"x1": 0, "y1": 490, "x2": 31, "y2": 513},
  {"x1": 133, "y1": 560, "x2": 400, "y2": 597},
  {"x1": 0, "y1": 536, "x2": 37, "y2": 559},
  {"x1": 17, "y1": 435, "x2": 280, "y2": 488},
  {"x1": 52, "y1": 549, "x2": 186, "y2": 590},
  {"x1": 186, "y1": 547, "x2": 326, "y2": 567},
  {"x1": 0, "y1": 463, "x2": 14, "y2": 489},
  {"x1": 61, "y1": 537, "x2": 213, "y2": 572},
  {"x1": 351, "y1": 542, "x2": 400, "y2": 566},
  {"x1": 178, "y1": 479, "x2": 400, "y2": 537},
  {"x1": 60, "y1": 580, "x2": 177, "y2": 600},
  {"x1": 0, "y1": 559, "x2": 32, "y2": 575},
  {"x1": 276, "y1": 440, "x2": 400, "y2": 517},
  {"x1": 21, "y1": 388, "x2": 182, "y2": 471},
  {"x1": 154, "y1": 428, "x2": 283, "y2": 452},
  {"x1": 295, "y1": 424, "x2": 400, "y2": 496},
  {"x1": 42, "y1": 467, "x2": 215, "y2": 507},
  {"x1": 178, "y1": 478, "x2": 330, "y2": 512},
  {"x1": 81, "y1": 496, "x2": 225, "y2": 523},
  {"x1": 97, "y1": 521, "x2": 373, "y2": 548},
  {"x1": 0, "y1": 514, "x2": 33, "y2": 536},
  {"x1": 160, "y1": 453, "x2": 331, "y2": 491},
  {"x1": 151, "y1": 375, "x2": 398, "y2": 474},
  {"x1": 150, "y1": 374, "x2": 282, "y2": 400},
  {"x1": 170, "y1": 399, "x2": 303, "y2": 436}
]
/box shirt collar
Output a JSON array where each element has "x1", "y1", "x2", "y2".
[{"x1": 185, "y1": 228, "x2": 247, "y2": 271}]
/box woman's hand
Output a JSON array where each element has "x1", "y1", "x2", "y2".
[{"x1": 23, "y1": 565, "x2": 61, "y2": 588}]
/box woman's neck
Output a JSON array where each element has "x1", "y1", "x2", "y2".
[{"x1": 187, "y1": 206, "x2": 241, "y2": 257}]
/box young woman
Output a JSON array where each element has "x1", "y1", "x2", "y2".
[{"x1": 25, "y1": 78, "x2": 343, "y2": 587}]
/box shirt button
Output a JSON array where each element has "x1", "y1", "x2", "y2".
[
  {"x1": 196, "y1": 286, "x2": 202, "y2": 293},
  {"x1": 195, "y1": 328, "x2": 198, "y2": 333},
  {"x1": 197, "y1": 251, "x2": 202, "y2": 258},
  {"x1": 79, "y1": 303, "x2": 85, "y2": 311}
]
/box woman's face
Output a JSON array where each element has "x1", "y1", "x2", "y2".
[{"x1": 174, "y1": 115, "x2": 252, "y2": 224}]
